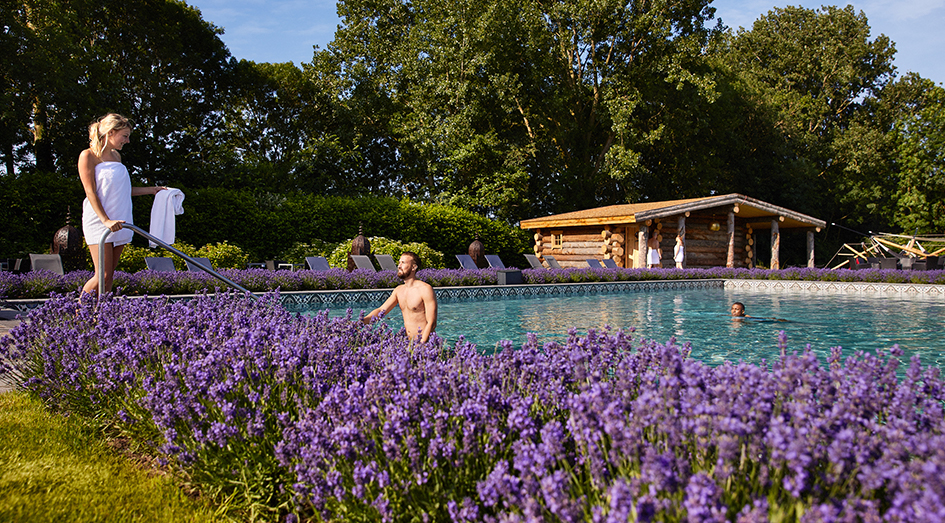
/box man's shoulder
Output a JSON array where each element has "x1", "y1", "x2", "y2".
[{"x1": 404, "y1": 279, "x2": 435, "y2": 294}]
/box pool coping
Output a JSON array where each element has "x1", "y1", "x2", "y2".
[{"x1": 2, "y1": 278, "x2": 943, "y2": 314}]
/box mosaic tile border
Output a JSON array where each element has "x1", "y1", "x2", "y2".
[
  {"x1": 278, "y1": 279, "x2": 724, "y2": 311},
  {"x1": 723, "y1": 279, "x2": 945, "y2": 296}
]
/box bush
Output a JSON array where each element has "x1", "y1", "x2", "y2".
[
  {"x1": 197, "y1": 242, "x2": 249, "y2": 270},
  {"x1": 179, "y1": 189, "x2": 531, "y2": 264},
  {"x1": 5, "y1": 294, "x2": 945, "y2": 521},
  {"x1": 327, "y1": 237, "x2": 445, "y2": 270},
  {"x1": 116, "y1": 244, "x2": 151, "y2": 272},
  {"x1": 278, "y1": 240, "x2": 341, "y2": 266}
]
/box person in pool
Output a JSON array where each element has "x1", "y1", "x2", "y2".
[
  {"x1": 731, "y1": 302, "x2": 788, "y2": 322},
  {"x1": 731, "y1": 302, "x2": 749, "y2": 318},
  {"x1": 362, "y1": 251, "x2": 438, "y2": 343}
]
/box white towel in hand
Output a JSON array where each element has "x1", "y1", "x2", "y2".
[{"x1": 149, "y1": 188, "x2": 185, "y2": 247}]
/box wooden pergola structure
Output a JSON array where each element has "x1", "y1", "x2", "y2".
[{"x1": 519, "y1": 194, "x2": 826, "y2": 269}]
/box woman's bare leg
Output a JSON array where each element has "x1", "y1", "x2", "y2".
[{"x1": 82, "y1": 243, "x2": 124, "y2": 294}]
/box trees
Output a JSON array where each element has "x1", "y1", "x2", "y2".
[
  {"x1": 720, "y1": 5, "x2": 897, "y2": 220},
  {"x1": 322, "y1": 0, "x2": 722, "y2": 221},
  {"x1": 892, "y1": 85, "x2": 945, "y2": 233},
  {"x1": 2, "y1": 0, "x2": 233, "y2": 184}
]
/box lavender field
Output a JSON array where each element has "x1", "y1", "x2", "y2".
[
  {"x1": 2, "y1": 266, "x2": 945, "y2": 300},
  {"x1": 2, "y1": 291, "x2": 944, "y2": 521}
]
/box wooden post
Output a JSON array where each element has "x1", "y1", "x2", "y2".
[
  {"x1": 677, "y1": 214, "x2": 686, "y2": 268},
  {"x1": 771, "y1": 219, "x2": 780, "y2": 270},
  {"x1": 807, "y1": 230, "x2": 815, "y2": 268},
  {"x1": 726, "y1": 210, "x2": 736, "y2": 268},
  {"x1": 637, "y1": 225, "x2": 648, "y2": 268}
]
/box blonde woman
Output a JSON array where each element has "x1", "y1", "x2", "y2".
[{"x1": 80, "y1": 114, "x2": 165, "y2": 294}]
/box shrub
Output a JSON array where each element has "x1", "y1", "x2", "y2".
[
  {"x1": 4, "y1": 294, "x2": 944, "y2": 521},
  {"x1": 197, "y1": 242, "x2": 249, "y2": 270},
  {"x1": 278, "y1": 240, "x2": 341, "y2": 266},
  {"x1": 179, "y1": 189, "x2": 531, "y2": 263},
  {"x1": 327, "y1": 237, "x2": 445, "y2": 270},
  {"x1": 116, "y1": 244, "x2": 151, "y2": 272}
]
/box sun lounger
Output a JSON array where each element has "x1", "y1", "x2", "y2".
[
  {"x1": 523, "y1": 254, "x2": 545, "y2": 269},
  {"x1": 544, "y1": 255, "x2": 563, "y2": 269},
  {"x1": 586, "y1": 259, "x2": 603, "y2": 268},
  {"x1": 456, "y1": 254, "x2": 480, "y2": 270},
  {"x1": 350, "y1": 255, "x2": 376, "y2": 272},
  {"x1": 186, "y1": 257, "x2": 214, "y2": 272},
  {"x1": 305, "y1": 256, "x2": 331, "y2": 271},
  {"x1": 145, "y1": 257, "x2": 176, "y2": 272},
  {"x1": 878, "y1": 258, "x2": 899, "y2": 270},
  {"x1": 601, "y1": 258, "x2": 618, "y2": 269},
  {"x1": 375, "y1": 254, "x2": 398, "y2": 271},
  {"x1": 485, "y1": 254, "x2": 506, "y2": 269},
  {"x1": 29, "y1": 254, "x2": 64, "y2": 275}
]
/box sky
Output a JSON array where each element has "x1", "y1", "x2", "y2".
[{"x1": 185, "y1": 0, "x2": 945, "y2": 87}]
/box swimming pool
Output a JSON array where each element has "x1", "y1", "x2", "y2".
[{"x1": 304, "y1": 286, "x2": 945, "y2": 368}]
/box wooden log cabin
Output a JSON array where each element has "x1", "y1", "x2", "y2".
[{"x1": 519, "y1": 194, "x2": 826, "y2": 269}]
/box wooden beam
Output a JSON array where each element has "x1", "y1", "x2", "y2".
[
  {"x1": 726, "y1": 210, "x2": 735, "y2": 268},
  {"x1": 636, "y1": 225, "x2": 648, "y2": 268},
  {"x1": 520, "y1": 216, "x2": 636, "y2": 229},
  {"x1": 807, "y1": 230, "x2": 815, "y2": 268},
  {"x1": 771, "y1": 219, "x2": 780, "y2": 270}
]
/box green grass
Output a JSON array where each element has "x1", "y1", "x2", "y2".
[{"x1": 0, "y1": 391, "x2": 222, "y2": 523}]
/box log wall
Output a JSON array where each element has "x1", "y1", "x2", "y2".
[{"x1": 529, "y1": 210, "x2": 759, "y2": 269}]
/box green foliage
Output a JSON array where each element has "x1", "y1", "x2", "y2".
[
  {"x1": 198, "y1": 242, "x2": 249, "y2": 270},
  {"x1": 143, "y1": 241, "x2": 248, "y2": 271},
  {"x1": 720, "y1": 5, "x2": 897, "y2": 220},
  {"x1": 893, "y1": 85, "x2": 945, "y2": 234},
  {"x1": 179, "y1": 189, "x2": 530, "y2": 267},
  {"x1": 3, "y1": 0, "x2": 234, "y2": 183},
  {"x1": 116, "y1": 244, "x2": 151, "y2": 273},
  {"x1": 0, "y1": 171, "x2": 85, "y2": 257},
  {"x1": 327, "y1": 237, "x2": 445, "y2": 270},
  {"x1": 323, "y1": 0, "x2": 723, "y2": 220},
  {"x1": 278, "y1": 240, "x2": 341, "y2": 265}
]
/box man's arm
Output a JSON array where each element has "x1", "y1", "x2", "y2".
[
  {"x1": 419, "y1": 285, "x2": 437, "y2": 343},
  {"x1": 362, "y1": 288, "x2": 400, "y2": 323}
]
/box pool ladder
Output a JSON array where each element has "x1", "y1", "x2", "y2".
[{"x1": 98, "y1": 225, "x2": 257, "y2": 299}]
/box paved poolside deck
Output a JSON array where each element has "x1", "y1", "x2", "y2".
[{"x1": 1, "y1": 309, "x2": 24, "y2": 393}]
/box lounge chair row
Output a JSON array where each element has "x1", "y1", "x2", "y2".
[{"x1": 852, "y1": 256, "x2": 941, "y2": 270}]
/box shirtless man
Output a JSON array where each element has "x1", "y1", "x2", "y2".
[
  {"x1": 362, "y1": 252, "x2": 438, "y2": 343},
  {"x1": 647, "y1": 232, "x2": 662, "y2": 268}
]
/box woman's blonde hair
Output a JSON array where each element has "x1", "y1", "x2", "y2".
[{"x1": 88, "y1": 113, "x2": 132, "y2": 157}]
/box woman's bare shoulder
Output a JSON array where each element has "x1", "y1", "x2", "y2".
[{"x1": 78, "y1": 148, "x2": 101, "y2": 170}]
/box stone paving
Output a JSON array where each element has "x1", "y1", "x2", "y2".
[{"x1": 0, "y1": 309, "x2": 23, "y2": 394}]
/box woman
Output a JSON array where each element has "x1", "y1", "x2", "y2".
[
  {"x1": 674, "y1": 233, "x2": 685, "y2": 269},
  {"x1": 80, "y1": 113, "x2": 164, "y2": 295}
]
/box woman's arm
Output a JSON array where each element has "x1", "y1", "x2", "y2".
[{"x1": 131, "y1": 186, "x2": 165, "y2": 196}]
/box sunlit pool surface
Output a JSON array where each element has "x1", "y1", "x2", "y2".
[{"x1": 303, "y1": 287, "x2": 945, "y2": 369}]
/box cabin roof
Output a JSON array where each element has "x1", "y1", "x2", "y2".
[{"x1": 519, "y1": 193, "x2": 826, "y2": 230}]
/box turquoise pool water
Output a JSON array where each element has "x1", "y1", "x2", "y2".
[{"x1": 306, "y1": 287, "x2": 945, "y2": 368}]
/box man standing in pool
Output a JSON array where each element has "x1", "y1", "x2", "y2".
[{"x1": 362, "y1": 251, "x2": 438, "y2": 343}]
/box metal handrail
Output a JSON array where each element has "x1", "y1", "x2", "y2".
[{"x1": 98, "y1": 224, "x2": 257, "y2": 299}]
